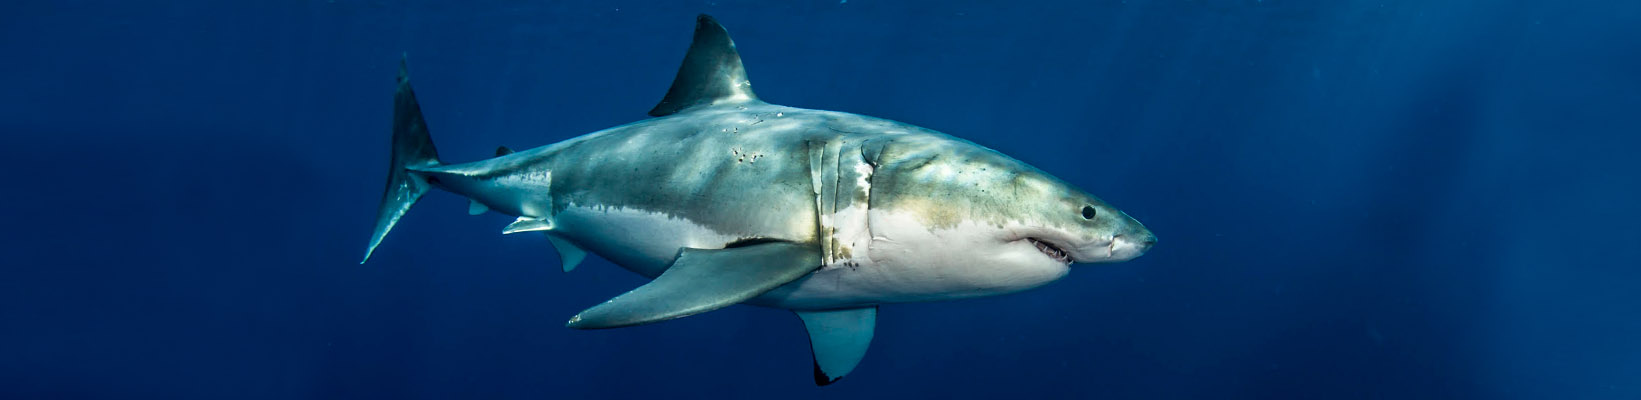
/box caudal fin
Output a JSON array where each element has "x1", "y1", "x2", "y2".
[{"x1": 361, "y1": 57, "x2": 442, "y2": 264}]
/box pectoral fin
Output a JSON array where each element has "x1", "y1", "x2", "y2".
[
  {"x1": 545, "y1": 234, "x2": 587, "y2": 272},
  {"x1": 796, "y1": 307, "x2": 877, "y2": 386},
  {"x1": 566, "y1": 241, "x2": 820, "y2": 329}
]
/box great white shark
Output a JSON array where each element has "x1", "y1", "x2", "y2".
[{"x1": 361, "y1": 15, "x2": 1155, "y2": 385}]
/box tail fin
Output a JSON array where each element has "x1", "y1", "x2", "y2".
[{"x1": 361, "y1": 57, "x2": 442, "y2": 264}]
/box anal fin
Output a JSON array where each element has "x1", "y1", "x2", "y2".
[
  {"x1": 797, "y1": 307, "x2": 877, "y2": 386},
  {"x1": 468, "y1": 200, "x2": 489, "y2": 215},
  {"x1": 566, "y1": 241, "x2": 820, "y2": 329}
]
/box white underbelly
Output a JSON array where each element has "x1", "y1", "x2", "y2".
[
  {"x1": 751, "y1": 208, "x2": 1070, "y2": 310},
  {"x1": 552, "y1": 204, "x2": 1067, "y2": 310},
  {"x1": 551, "y1": 204, "x2": 739, "y2": 278}
]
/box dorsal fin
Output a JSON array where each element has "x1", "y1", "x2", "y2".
[
  {"x1": 648, "y1": 14, "x2": 759, "y2": 117},
  {"x1": 495, "y1": 146, "x2": 514, "y2": 156}
]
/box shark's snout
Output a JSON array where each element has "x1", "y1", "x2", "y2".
[{"x1": 1109, "y1": 230, "x2": 1156, "y2": 261}]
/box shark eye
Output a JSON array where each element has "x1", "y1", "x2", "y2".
[{"x1": 1081, "y1": 205, "x2": 1097, "y2": 220}]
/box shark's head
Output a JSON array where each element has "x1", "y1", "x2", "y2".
[
  {"x1": 1016, "y1": 184, "x2": 1156, "y2": 264},
  {"x1": 854, "y1": 133, "x2": 1155, "y2": 299}
]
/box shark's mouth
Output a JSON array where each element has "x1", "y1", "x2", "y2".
[{"x1": 1028, "y1": 238, "x2": 1073, "y2": 264}]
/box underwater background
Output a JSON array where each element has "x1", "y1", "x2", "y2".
[{"x1": 3, "y1": 1, "x2": 1639, "y2": 398}]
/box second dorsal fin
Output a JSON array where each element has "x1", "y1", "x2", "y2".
[{"x1": 648, "y1": 14, "x2": 759, "y2": 117}]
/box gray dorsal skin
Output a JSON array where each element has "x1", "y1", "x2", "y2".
[
  {"x1": 797, "y1": 307, "x2": 877, "y2": 386},
  {"x1": 545, "y1": 234, "x2": 587, "y2": 272},
  {"x1": 647, "y1": 15, "x2": 759, "y2": 117},
  {"x1": 566, "y1": 241, "x2": 821, "y2": 329}
]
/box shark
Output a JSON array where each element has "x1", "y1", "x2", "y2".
[{"x1": 361, "y1": 14, "x2": 1155, "y2": 385}]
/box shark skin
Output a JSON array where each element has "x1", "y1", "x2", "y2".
[{"x1": 363, "y1": 15, "x2": 1155, "y2": 385}]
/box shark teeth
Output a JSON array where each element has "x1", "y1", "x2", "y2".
[{"x1": 1028, "y1": 238, "x2": 1072, "y2": 264}]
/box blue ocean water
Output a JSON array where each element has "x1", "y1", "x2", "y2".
[{"x1": 3, "y1": 1, "x2": 1639, "y2": 398}]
